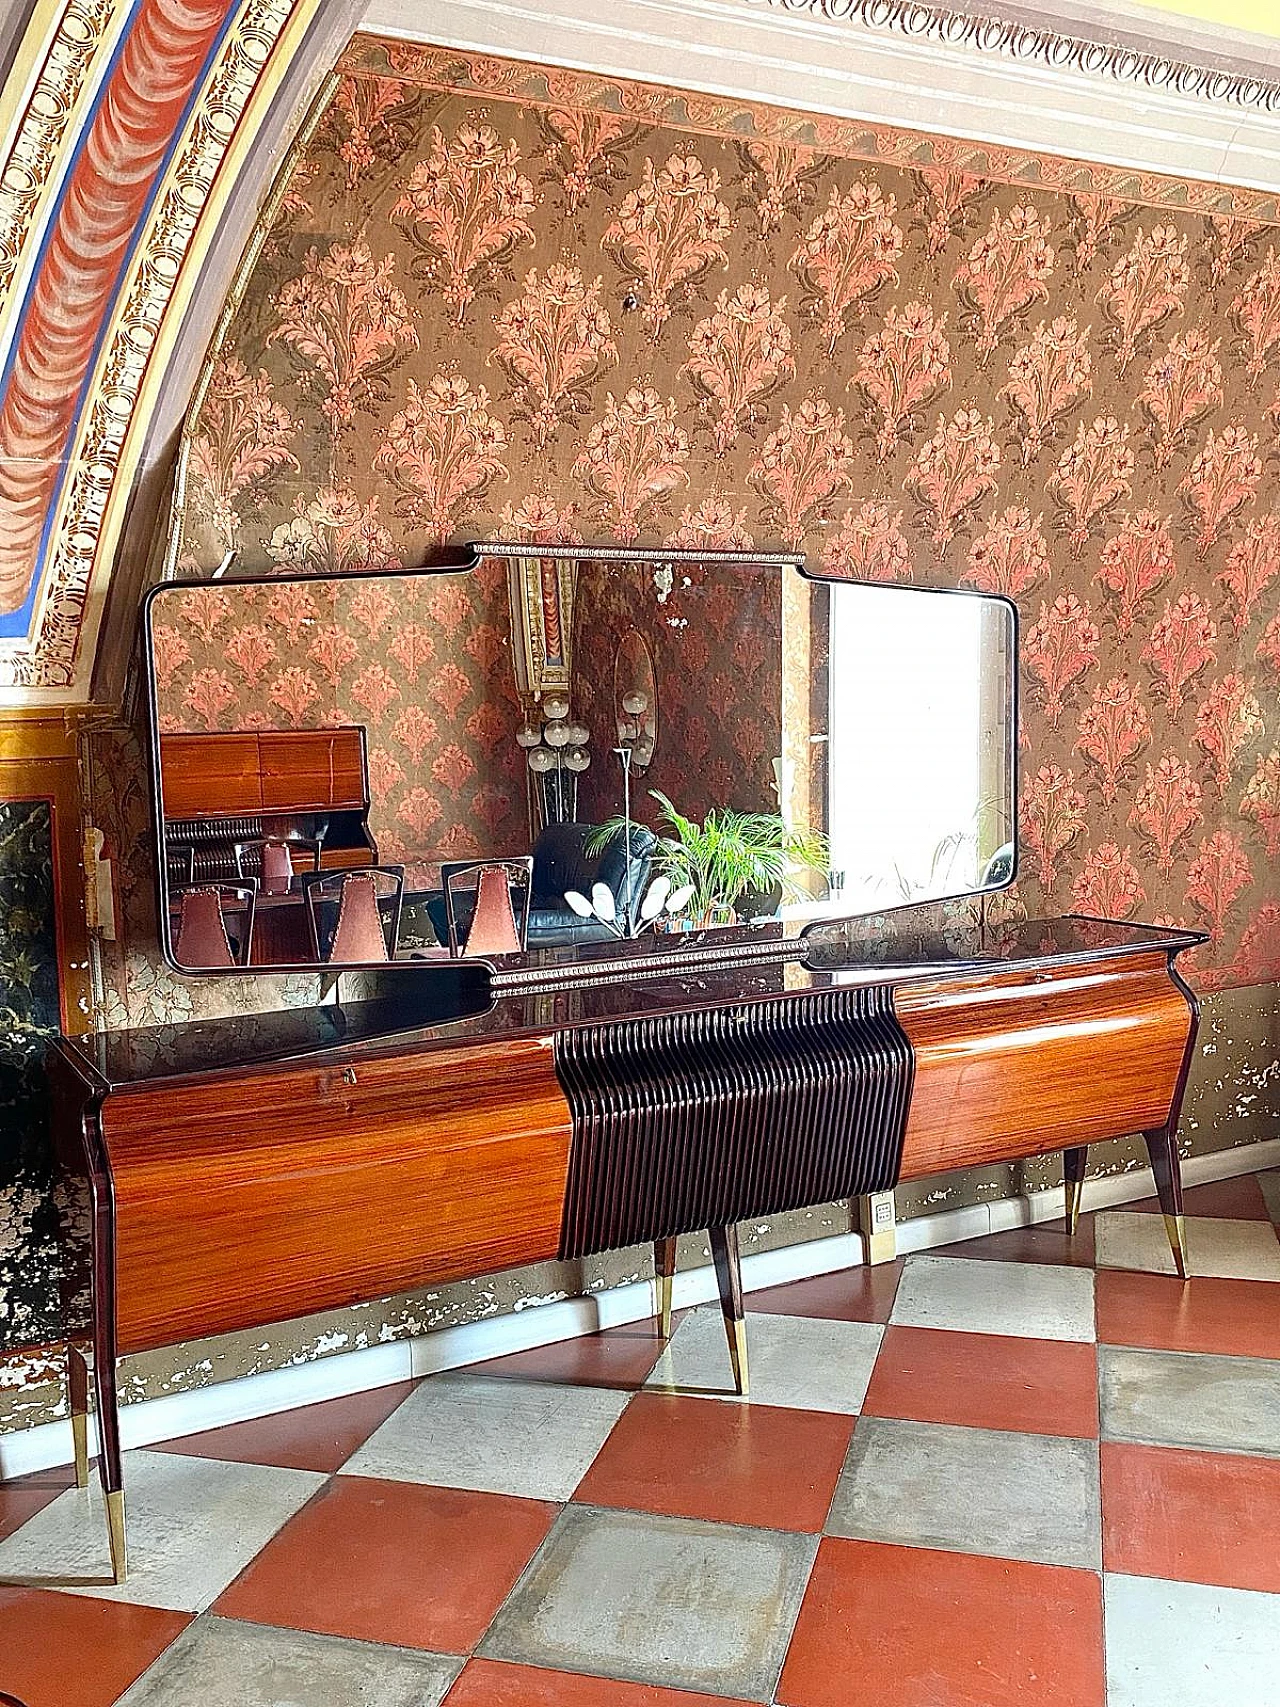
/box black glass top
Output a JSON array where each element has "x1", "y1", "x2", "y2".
[{"x1": 58, "y1": 915, "x2": 1204, "y2": 1090}]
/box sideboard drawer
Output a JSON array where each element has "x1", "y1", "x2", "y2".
[
  {"x1": 894, "y1": 951, "x2": 1193, "y2": 1178},
  {"x1": 100, "y1": 1037, "x2": 573, "y2": 1354}
]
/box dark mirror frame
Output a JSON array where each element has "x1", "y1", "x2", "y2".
[{"x1": 141, "y1": 544, "x2": 1019, "y2": 984}]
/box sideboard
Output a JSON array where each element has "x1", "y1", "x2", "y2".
[{"x1": 49, "y1": 914, "x2": 1203, "y2": 1581}]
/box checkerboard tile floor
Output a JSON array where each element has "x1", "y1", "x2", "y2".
[{"x1": 3, "y1": 1168, "x2": 1279, "y2": 1706}]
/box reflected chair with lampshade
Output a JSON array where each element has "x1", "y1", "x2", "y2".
[
  {"x1": 233, "y1": 834, "x2": 322, "y2": 895},
  {"x1": 442, "y1": 858, "x2": 533, "y2": 957},
  {"x1": 171, "y1": 883, "x2": 257, "y2": 969},
  {"x1": 302, "y1": 867, "x2": 404, "y2": 963}
]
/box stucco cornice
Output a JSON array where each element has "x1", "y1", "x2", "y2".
[{"x1": 743, "y1": 0, "x2": 1280, "y2": 114}]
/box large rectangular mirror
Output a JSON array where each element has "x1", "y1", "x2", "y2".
[{"x1": 143, "y1": 548, "x2": 1016, "y2": 973}]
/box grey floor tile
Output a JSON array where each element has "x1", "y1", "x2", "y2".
[
  {"x1": 342, "y1": 1373, "x2": 629, "y2": 1500},
  {"x1": 1099, "y1": 1347, "x2": 1280, "y2": 1456},
  {"x1": 1095, "y1": 1212, "x2": 1280, "y2": 1280},
  {"x1": 646, "y1": 1305, "x2": 883, "y2": 1414},
  {"x1": 116, "y1": 1616, "x2": 461, "y2": 1706},
  {"x1": 1105, "y1": 1574, "x2": 1280, "y2": 1707},
  {"x1": 827, "y1": 1415, "x2": 1101, "y2": 1569},
  {"x1": 480, "y1": 1504, "x2": 817, "y2": 1700},
  {"x1": 890, "y1": 1256, "x2": 1095, "y2": 1342},
  {"x1": 0, "y1": 1451, "x2": 323, "y2": 1612}
]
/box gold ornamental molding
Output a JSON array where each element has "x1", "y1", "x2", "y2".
[
  {"x1": 0, "y1": 0, "x2": 125, "y2": 328},
  {"x1": 0, "y1": 0, "x2": 325, "y2": 702},
  {"x1": 740, "y1": 0, "x2": 1280, "y2": 114}
]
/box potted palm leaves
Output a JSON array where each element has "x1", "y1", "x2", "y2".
[{"x1": 588, "y1": 789, "x2": 829, "y2": 930}]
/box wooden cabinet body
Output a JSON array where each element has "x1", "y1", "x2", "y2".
[
  {"x1": 159, "y1": 729, "x2": 368, "y2": 819},
  {"x1": 50, "y1": 915, "x2": 1200, "y2": 1581},
  {"x1": 99, "y1": 1039, "x2": 572, "y2": 1355},
  {"x1": 896, "y1": 950, "x2": 1192, "y2": 1179}
]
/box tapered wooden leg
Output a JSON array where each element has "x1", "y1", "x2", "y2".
[
  {"x1": 653, "y1": 1236, "x2": 677, "y2": 1342},
  {"x1": 1063, "y1": 1147, "x2": 1088, "y2": 1235},
  {"x1": 105, "y1": 1489, "x2": 127, "y2": 1586},
  {"x1": 91, "y1": 1345, "x2": 126, "y2": 1582},
  {"x1": 67, "y1": 1341, "x2": 91, "y2": 1489},
  {"x1": 708, "y1": 1225, "x2": 748, "y2": 1397},
  {"x1": 1144, "y1": 1126, "x2": 1187, "y2": 1280}
]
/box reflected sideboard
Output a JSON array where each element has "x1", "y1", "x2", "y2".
[{"x1": 49, "y1": 914, "x2": 1203, "y2": 1581}]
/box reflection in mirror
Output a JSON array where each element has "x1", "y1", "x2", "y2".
[
  {"x1": 614, "y1": 629, "x2": 658, "y2": 773},
  {"x1": 145, "y1": 550, "x2": 1015, "y2": 972}
]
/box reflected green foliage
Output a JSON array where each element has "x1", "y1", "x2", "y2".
[{"x1": 592, "y1": 790, "x2": 830, "y2": 924}]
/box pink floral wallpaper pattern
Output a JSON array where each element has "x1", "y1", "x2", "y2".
[
  {"x1": 151, "y1": 569, "x2": 525, "y2": 866},
  {"x1": 170, "y1": 40, "x2": 1280, "y2": 992}
]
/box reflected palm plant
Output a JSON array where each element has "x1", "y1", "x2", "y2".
[{"x1": 587, "y1": 790, "x2": 829, "y2": 929}]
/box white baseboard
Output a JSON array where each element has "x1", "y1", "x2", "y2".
[{"x1": 3, "y1": 1138, "x2": 1277, "y2": 1482}]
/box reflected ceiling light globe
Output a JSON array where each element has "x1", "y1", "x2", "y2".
[
  {"x1": 633, "y1": 739, "x2": 655, "y2": 765},
  {"x1": 564, "y1": 749, "x2": 590, "y2": 771},
  {"x1": 621, "y1": 690, "x2": 648, "y2": 716},
  {"x1": 527, "y1": 747, "x2": 555, "y2": 771},
  {"x1": 544, "y1": 722, "x2": 571, "y2": 747},
  {"x1": 542, "y1": 695, "x2": 570, "y2": 720},
  {"x1": 567, "y1": 724, "x2": 590, "y2": 745},
  {"x1": 515, "y1": 723, "x2": 541, "y2": 748}
]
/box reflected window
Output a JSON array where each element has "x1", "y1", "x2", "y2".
[{"x1": 825, "y1": 584, "x2": 1014, "y2": 911}]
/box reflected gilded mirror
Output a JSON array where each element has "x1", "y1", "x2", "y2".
[{"x1": 143, "y1": 547, "x2": 1016, "y2": 972}]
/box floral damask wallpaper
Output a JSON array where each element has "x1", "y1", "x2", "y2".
[
  {"x1": 168, "y1": 44, "x2": 1280, "y2": 995},
  {"x1": 153, "y1": 568, "x2": 526, "y2": 866},
  {"x1": 571, "y1": 557, "x2": 784, "y2": 825}
]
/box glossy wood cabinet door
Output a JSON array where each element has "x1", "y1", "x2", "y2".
[
  {"x1": 100, "y1": 1037, "x2": 573, "y2": 1355},
  {"x1": 258, "y1": 729, "x2": 367, "y2": 812},
  {"x1": 159, "y1": 728, "x2": 368, "y2": 819},
  {"x1": 894, "y1": 950, "x2": 1194, "y2": 1179},
  {"x1": 160, "y1": 733, "x2": 262, "y2": 817}
]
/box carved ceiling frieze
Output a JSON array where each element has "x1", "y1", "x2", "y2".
[{"x1": 741, "y1": 0, "x2": 1280, "y2": 113}]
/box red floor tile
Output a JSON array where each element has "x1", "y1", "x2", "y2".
[
  {"x1": 470, "y1": 1324, "x2": 665, "y2": 1389},
  {"x1": 778, "y1": 1538, "x2": 1104, "y2": 1707},
  {"x1": 1102, "y1": 1442, "x2": 1280, "y2": 1594},
  {"x1": 1128, "y1": 1174, "x2": 1270, "y2": 1220},
  {"x1": 575, "y1": 1392, "x2": 853, "y2": 1531},
  {"x1": 1096, "y1": 1269, "x2": 1280, "y2": 1360},
  {"x1": 931, "y1": 1219, "x2": 1096, "y2": 1267},
  {"x1": 748, "y1": 1261, "x2": 903, "y2": 1323},
  {"x1": 0, "y1": 1588, "x2": 188, "y2": 1707},
  {"x1": 862, "y1": 1326, "x2": 1099, "y2": 1437},
  {"x1": 213, "y1": 1475, "x2": 556, "y2": 1652},
  {"x1": 154, "y1": 1381, "x2": 418, "y2": 1473},
  {"x1": 0, "y1": 1465, "x2": 74, "y2": 1543},
  {"x1": 444, "y1": 1659, "x2": 758, "y2": 1706}
]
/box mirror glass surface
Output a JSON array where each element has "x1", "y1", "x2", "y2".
[{"x1": 145, "y1": 551, "x2": 1015, "y2": 971}]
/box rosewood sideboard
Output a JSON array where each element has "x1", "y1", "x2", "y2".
[{"x1": 49, "y1": 913, "x2": 1203, "y2": 1581}]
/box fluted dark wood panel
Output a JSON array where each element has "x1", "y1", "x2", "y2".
[{"x1": 555, "y1": 986, "x2": 913, "y2": 1258}]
